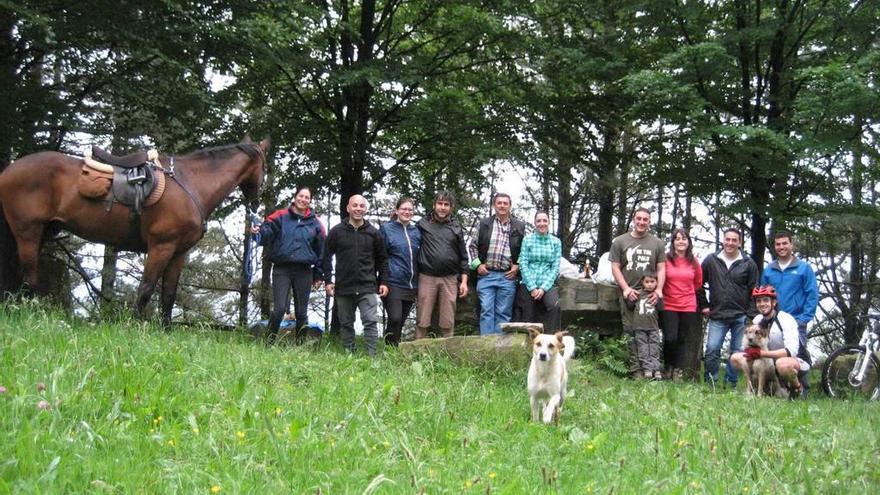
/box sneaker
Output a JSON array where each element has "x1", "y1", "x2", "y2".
[
  {"x1": 787, "y1": 383, "x2": 806, "y2": 400},
  {"x1": 672, "y1": 369, "x2": 684, "y2": 382},
  {"x1": 653, "y1": 371, "x2": 664, "y2": 381},
  {"x1": 643, "y1": 370, "x2": 654, "y2": 380}
]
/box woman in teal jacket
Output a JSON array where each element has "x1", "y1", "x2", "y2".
[{"x1": 518, "y1": 211, "x2": 562, "y2": 332}]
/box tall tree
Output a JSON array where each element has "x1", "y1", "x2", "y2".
[
  {"x1": 626, "y1": 0, "x2": 880, "y2": 265},
  {"x1": 223, "y1": 1, "x2": 522, "y2": 216}
]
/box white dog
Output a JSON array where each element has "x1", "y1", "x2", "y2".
[{"x1": 528, "y1": 329, "x2": 576, "y2": 424}]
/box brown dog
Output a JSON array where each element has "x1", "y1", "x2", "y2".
[{"x1": 742, "y1": 324, "x2": 781, "y2": 397}]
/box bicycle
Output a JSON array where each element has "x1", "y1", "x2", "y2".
[{"x1": 821, "y1": 314, "x2": 880, "y2": 400}]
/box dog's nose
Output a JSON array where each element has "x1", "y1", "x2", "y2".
[{"x1": 539, "y1": 353, "x2": 548, "y2": 361}]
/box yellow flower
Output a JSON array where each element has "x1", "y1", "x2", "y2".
[
  {"x1": 274, "y1": 407, "x2": 282, "y2": 416},
  {"x1": 211, "y1": 485, "x2": 221, "y2": 493},
  {"x1": 382, "y1": 441, "x2": 391, "y2": 448},
  {"x1": 167, "y1": 439, "x2": 175, "y2": 446},
  {"x1": 488, "y1": 472, "x2": 496, "y2": 479},
  {"x1": 465, "y1": 480, "x2": 473, "y2": 488},
  {"x1": 192, "y1": 427, "x2": 200, "y2": 434},
  {"x1": 236, "y1": 431, "x2": 245, "y2": 440}
]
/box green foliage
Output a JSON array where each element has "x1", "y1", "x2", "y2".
[{"x1": 571, "y1": 329, "x2": 630, "y2": 377}]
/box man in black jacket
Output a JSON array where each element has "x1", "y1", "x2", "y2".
[
  {"x1": 699, "y1": 227, "x2": 759, "y2": 387},
  {"x1": 323, "y1": 194, "x2": 389, "y2": 356},
  {"x1": 472, "y1": 192, "x2": 526, "y2": 335},
  {"x1": 415, "y1": 191, "x2": 469, "y2": 339}
]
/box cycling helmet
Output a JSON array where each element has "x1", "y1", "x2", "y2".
[{"x1": 751, "y1": 285, "x2": 777, "y2": 299}]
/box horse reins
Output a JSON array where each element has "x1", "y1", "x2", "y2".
[{"x1": 164, "y1": 155, "x2": 208, "y2": 234}]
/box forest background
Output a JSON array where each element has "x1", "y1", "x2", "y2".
[{"x1": 0, "y1": 0, "x2": 878, "y2": 351}]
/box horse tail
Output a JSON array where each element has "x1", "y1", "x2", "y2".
[{"x1": 0, "y1": 165, "x2": 24, "y2": 294}]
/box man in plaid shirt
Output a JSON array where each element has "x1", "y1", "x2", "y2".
[{"x1": 472, "y1": 193, "x2": 526, "y2": 334}]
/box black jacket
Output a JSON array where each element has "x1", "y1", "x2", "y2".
[
  {"x1": 417, "y1": 212, "x2": 469, "y2": 277},
  {"x1": 322, "y1": 220, "x2": 389, "y2": 296},
  {"x1": 698, "y1": 252, "x2": 759, "y2": 320},
  {"x1": 474, "y1": 215, "x2": 526, "y2": 268}
]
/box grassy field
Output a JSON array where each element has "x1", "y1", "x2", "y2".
[{"x1": 1, "y1": 302, "x2": 878, "y2": 494}]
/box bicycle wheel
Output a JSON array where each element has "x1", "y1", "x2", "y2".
[{"x1": 822, "y1": 345, "x2": 880, "y2": 400}]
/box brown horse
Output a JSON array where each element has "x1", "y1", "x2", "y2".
[{"x1": 0, "y1": 138, "x2": 269, "y2": 323}]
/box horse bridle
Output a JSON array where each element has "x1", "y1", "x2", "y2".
[{"x1": 163, "y1": 142, "x2": 266, "y2": 235}]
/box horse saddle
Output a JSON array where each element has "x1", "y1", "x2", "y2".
[{"x1": 79, "y1": 147, "x2": 166, "y2": 214}]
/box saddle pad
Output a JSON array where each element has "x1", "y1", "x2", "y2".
[{"x1": 144, "y1": 171, "x2": 165, "y2": 206}]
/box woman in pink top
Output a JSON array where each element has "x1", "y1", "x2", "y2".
[{"x1": 661, "y1": 228, "x2": 703, "y2": 381}]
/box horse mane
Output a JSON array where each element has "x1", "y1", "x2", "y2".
[{"x1": 182, "y1": 143, "x2": 261, "y2": 165}]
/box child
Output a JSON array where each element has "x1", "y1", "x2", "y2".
[{"x1": 630, "y1": 269, "x2": 664, "y2": 380}]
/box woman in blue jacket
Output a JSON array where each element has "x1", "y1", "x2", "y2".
[
  {"x1": 253, "y1": 186, "x2": 325, "y2": 343},
  {"x1": 380, "y1": 197, "x2": 421, "y2": 346}
]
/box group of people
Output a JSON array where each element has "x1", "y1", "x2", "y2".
[
  {"x1": 610, "y1": 207, "x2": 818, "y2": 396},
  {"x1": 254, "y1": 189, "x2": 563, "y2": 356},
  {"x1": 255, "y1": 189, "x2": 819, "y2": 396}
]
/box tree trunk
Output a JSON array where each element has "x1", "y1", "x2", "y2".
[
  {"x1": 100, "y1": 245, "x2": 118, "y2": 308},
  {"x1": 556, "y1": 159, "x2": 573, "y2": 257},
  {"x1": 336, "y1": 0, "x2": 376, "y2": 216},
  {"x1": 845, "y1": 117, "x2": 865, "y2": 344},
  {"x1": 0, "y1": 9, "x2": 20, "y2": 297}
]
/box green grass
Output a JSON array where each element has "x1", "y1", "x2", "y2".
[{"x1": 1, "y1": 302, "x2": 878, "y2": 494}]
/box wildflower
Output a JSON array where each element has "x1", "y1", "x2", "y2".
[
  {"x1": 192, "y1": 427, "x2": 200, "y2": 434},
  {"x1": 382, "y1": 441, "x2": 390, "y2": 448},
  {"x1": 0, "y1": 385, "x2": 7, "y2": 394},
  {"x1": 211, "y1": 485, "x2": 222, "y2": 493},
  {"x1": 36, "y1": 382, "x2": 46, "y2": 392},
  {"x1": 585, "y1": 443, "x2": 594, "y2": 452},
  {"x1": 167, "y1": 439, "x2": 175, "y2": 446},
  {"x1": 236, "y1": 431, "x2": 245, "y2": 440},
  {"x1": 488, "y1": 472, "x2": 496, "y2": 479},
  {"x1": 37, "y1": 400, "x2": 50, "y2": 410},
  {"x1": 465, "y1": 480, "x2": 473, "y2": 488},
  {"x1": 274, "y1": 407, "x2": 282, "y2": 416}
]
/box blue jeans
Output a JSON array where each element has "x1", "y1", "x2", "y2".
[
  {"x1": 704, "y1": 315, "x2": 746, "y2": 385},
  {"x1": 476, "y1": 271, "x2": 516, "y2": 335},
  {"x1": 798, "y1": 322, "x2": 811, "y2": 392}
]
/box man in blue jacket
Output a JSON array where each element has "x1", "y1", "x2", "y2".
[{"x1": 760, "y1": 230, "x2": 818, "y2": 391}]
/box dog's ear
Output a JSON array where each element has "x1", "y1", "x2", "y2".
[
  {"x1": 554, "y1": 331, "x2": 568, "y2": 343},
  {"x1": 528, "y1": 328, "x2": 541, "y2": 342}
]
